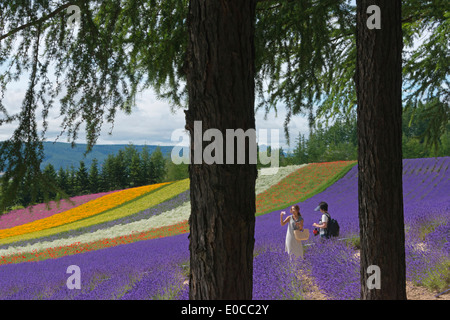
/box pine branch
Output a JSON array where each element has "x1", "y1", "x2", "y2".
[
  {"x1": 256, "y1": 3, "x2": 283, "y2": 11},
  {"x1": 0, "y1": 1, "x2": 80, "y2": 41},
  {"x1": 256, "y1": 0, "x2": 296, "y2": 11}
]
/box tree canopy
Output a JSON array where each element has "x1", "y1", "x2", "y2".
[{"x1": 0, "y1": 0, "x2": 448, "y2": 211}]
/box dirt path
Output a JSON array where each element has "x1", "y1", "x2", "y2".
[
  {"x1": 406, "y1": 281, "x2": 450, "y2": 300},
  {"x1": 296, "y1": 266, "x2": 449, "y2": 300},
  {"x1": 296, "y1": 269, "x2": 329, "y2": 300}
]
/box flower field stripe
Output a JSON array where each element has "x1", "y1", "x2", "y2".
[
  {"x1": 0, "y1": 189, "x2": 191, "y2": 250},
  {"x1": 0, "y1": 182, "x2": 170, "y2": 240},
  {"x1": 256, "y1": 161, "x2": 356, "y2": 216},
  {"x1": 0, "y1": 190, "x2": 121, "y2": 230},
  {"x1": 0, "y1": 201, "x2": 191, "y2": 258},
  {"x1": 0, "y1": 179, "x2": 189, "y2": 246}
]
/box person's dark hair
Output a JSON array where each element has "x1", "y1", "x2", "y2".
[{"x1": 319, "y1": 202, "x2": 328, "y2": 212}]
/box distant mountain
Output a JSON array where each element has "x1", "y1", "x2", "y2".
[
  {"x1": 40, "y1": 142, "x2": 174, "y2": 170},
  {"x1": 1, "y1": 141, "x2": 286, "y2": 173}
]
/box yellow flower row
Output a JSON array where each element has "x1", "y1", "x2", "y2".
[
  {"x1": 0, "y1": 179, "x2": 189, "y2": 246},
  {"x1": 0, "y1": 182, "x2": 170, "y2": 240}
]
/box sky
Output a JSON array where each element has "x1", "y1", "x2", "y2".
[{"x1": 0, "y1": 78, "x2": 311, "y2": 152}]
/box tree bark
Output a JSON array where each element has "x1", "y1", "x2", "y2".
[
  {"x1": 185, "y1": 0, "x2": 258, "y2": 299},
  {"x1": 355, "y1": 1, "x2": 406, "y2": 299}
]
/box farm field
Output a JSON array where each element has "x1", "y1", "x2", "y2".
[{"x1": 0, "y1": 158, "x2": 448, "y2": 300}]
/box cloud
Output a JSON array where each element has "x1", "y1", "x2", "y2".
[{"x1": 1, "y1": 78, "x2": 309, "y2": 151}]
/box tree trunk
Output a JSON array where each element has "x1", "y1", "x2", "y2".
[
  {"x1": 355, "y1": 1, "x2": 406, "y2": 299},
  {"x1": 185, "y1": 0, "x2": 258, "y2": 299}
]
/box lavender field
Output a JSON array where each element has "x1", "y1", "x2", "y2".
[{"x1": 0, "y1": 157, "x2": 448, "y2": 300}]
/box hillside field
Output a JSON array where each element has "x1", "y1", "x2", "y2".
[{"x1": 0, "y1": 158, "x2": 448, "y2": 300}]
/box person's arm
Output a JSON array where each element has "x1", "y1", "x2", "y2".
[
  {"x1": 313, "y1": 215, "x2": 328, "y2": 229},
  {"x1": 314, "y1": 222, "x2": 327, "y2": 229},
  {"x1": 280, "y1": 212, "x2": 291, "y2": 226},
  {"x1": 295, "y1": 219, "x2": 304, "y2": 231}
]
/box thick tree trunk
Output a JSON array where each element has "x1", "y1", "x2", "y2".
[
  {"x1": 185, "y1": 0, "x2": 257, "y2": 299},
  {"x1": 355, "y1": 1, "x2": 406, "y2": 299}
]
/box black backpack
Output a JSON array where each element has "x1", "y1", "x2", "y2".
[{"x1": 324, "y1": 213, "x2": 340, "y2": 237}]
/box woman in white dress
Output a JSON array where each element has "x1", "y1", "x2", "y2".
[{"x1": 280, "y1": 205, "x2": 304, "y2": 259}]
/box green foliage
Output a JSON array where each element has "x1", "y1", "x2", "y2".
[
  {"x1": 139, "y1": 145, "x2": 152, "y2": 186},
  {"x1": 150, "y1": 147, "x2": 166, "y2": 184},
  {"x1": 419, "y1": 259, "x2": 450, "y2": 293},
  {"x1": 0, "y1": 0, "x2": 448, "y2": 211},
  {"x1": 402, "y1": 99, "x2": 450, "y2": 157},
  {"x1": 402, "y1": 1, "x2": 449, "y2": 107},
  {"x1": 255, "y1": 0, "x2": 355, "y2": 143},
  {"x1": 76, "y1": 161, "x2": 90, "y2": 194},
  {"x1": 291, "y1": 117, "x2": 358, "y2": 164},
  {"x1": 88, "y1": 158, "x2": 101, "y2": 193},
  {"x1": 129, "y1": 153, "x2": 142, "y2": 187},
  {"x1": 0, "y1": 143, "x2": 171, "y2": 211},
  {"x1": 165, "y1": 158, "x2": 189, "y2": 182},
  {"x1": 289, "y1": 105, "x2": 449, "y2": 164}
]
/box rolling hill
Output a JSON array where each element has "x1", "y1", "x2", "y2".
[
  {"x1": 0, "y1": 157, "x2": 448, "y2": 300},
  {"x1": 40, "y1": 141, "x2": 174, "y2": 170}
]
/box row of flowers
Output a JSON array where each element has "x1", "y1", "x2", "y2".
[
  {"x1": 0, "y1": 179, "x2": 189, "y2": 247},
  {"x1": 0, "y1": 190, "x2": 119, "y2": 230},
  {"x1": 0, "y1": 182, "x2": 171, "y2": 241},
  {"x1": 254, "y1": 164, "x2": 308, "y2": 195}
]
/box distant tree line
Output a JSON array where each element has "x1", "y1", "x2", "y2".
[
  {"x1": 268, "y1": 107, "x2": 449, "y2": 168},
  {"x1": 277, "y1": 101, "x2": 449, "y2": 167},
  {"x1": 289, "y1": 117, "x2": 358, "y2": 165},
  {"x1": 2, "y1": 145, "x2": 190, "y2": 210}
]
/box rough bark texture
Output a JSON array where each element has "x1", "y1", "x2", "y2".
[
  {"x1": 185, "y1": 0, "x2": 257, "y2": 299},
  {"x1": 355, "y1": 0, "x2": 406, "y2": 299}
]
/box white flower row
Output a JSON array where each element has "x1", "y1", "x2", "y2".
[
  {"x1": 0, "y1": 201, "x2": 192, "y2": 257},
  {"x1": 1, "y1": 164, "x2": 307, "y2": 257}
]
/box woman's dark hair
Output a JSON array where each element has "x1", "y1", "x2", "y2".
[{"x1": 293, "y1": 205, "x2": 300, "y2": 214}]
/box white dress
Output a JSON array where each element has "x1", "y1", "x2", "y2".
[{"x1": 285, "y1": 215, "x2": 304, "y2": 259}]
